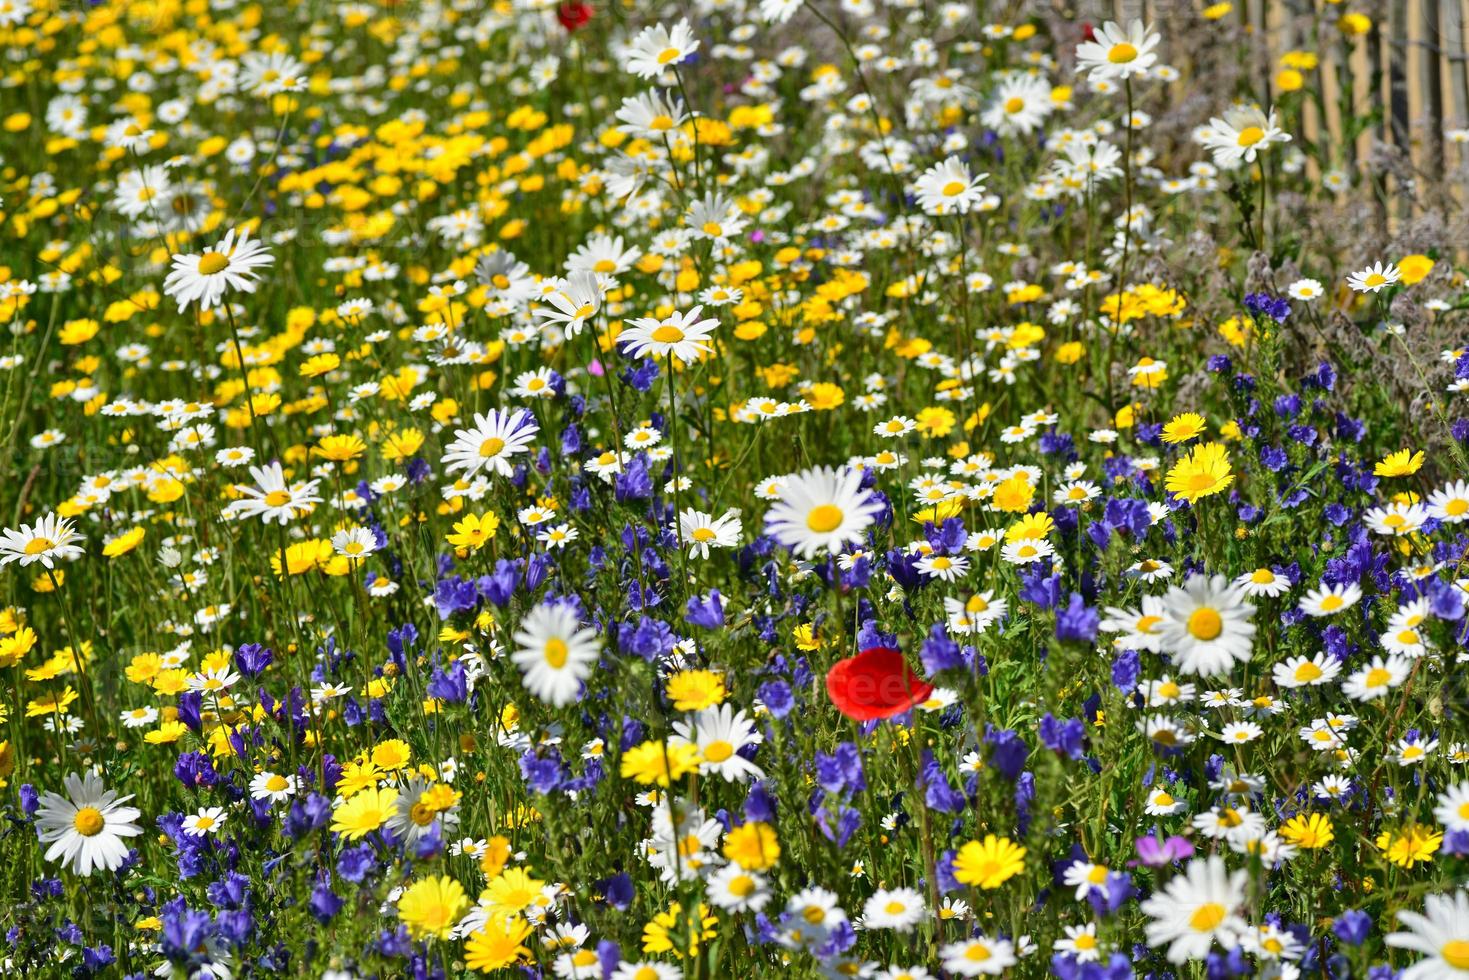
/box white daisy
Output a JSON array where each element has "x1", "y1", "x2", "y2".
[
  {"x1": 511, "y1": 603, "x2": 601, "y2": 707},
  {"x1": 1342, "y1": 654, "x2": 1411, "y2": 702},
  {"x1": 1196, "y1": 106, "x2": 1291, "y2": 167},
  {"x1": 1297, "y1": 582, "x2": 1361, "y2": 617},
  {"x1": 1346, "y1": 261, "x2": 1401, "y2": 293},
  {"x1": 1433, "y1": 782, "x2": 1469, "y2": 832},
  {"x1": 1271, "y1": 653, "x2": 1341, "y2": 688},
  {"x1": 622, "y1": 19, "x2": 700, "y2": 79},
  {"x1": 1157, "y1": 575, "x2": 1257, "y2": 677},
  {"x1": 1428, "y1": 481, "x2": 1469, "y2": 523},
  {"x1": 677, "y1": 508, "x2": 743, "y2": 559},
  {"x1": 619, "y1": 306, "x2": 719, "y2": 364},
  {"x1": 673, "y1": 704, "x2": 764, "y2": 783},
  {"x1": 1139, "y1": 856, "x2": 1248, "y2": 963},
  {"x1": 764, "y1": 466, "x2": 884, "y2": 558},
  {"x1": 182, "y1": 807, "x2": 227, "y2": 837},
  {"x1": 1075, "y1": 20, "x2": 1161, "y2": 80},
  {"x1": 939, "y1": 935, "x2": 1016, "y2": 976},
  {"x1": 249, "y1": 771, "x2": 298, "y2": 803},
  {"x1": 442, "y1": 408, "x2": 540, "y2": 480},
  {"x1": 162, "y1": 226, "x2": 274, "y2": 312},
  {"x1": 705, "y1": 864, "x2": 771, "y2": 913},
  {"x1": 862, "y1": 887, "x2": 926, "y2": 933},
  {"x1": 223, "y1": 462, "x2": 322, "y2": 526},
  {"x1": 911, "y1": 156, "x2": 988, "y2": 215},
  {"x1": 0, "y1": 513, "x2": 85, "y2": 569},
  {"x1": 1385, "y1": 890, "x2": 1469, "y2": 979},
  {"x1": 35, "y1": 771, "x2": 144, "y2": 876}
]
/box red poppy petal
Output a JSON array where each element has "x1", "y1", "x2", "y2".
[{"x1": 826, "y1": 647, "x2": 934, "y2": 721}]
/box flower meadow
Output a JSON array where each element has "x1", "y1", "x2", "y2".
[{"x1": 4, "y1": 0, "x2": 1469, "y2": 977}]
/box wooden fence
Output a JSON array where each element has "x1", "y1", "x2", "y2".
[{"x1": 1063, "y1": 0, "x2": 1467, "y2": 225}]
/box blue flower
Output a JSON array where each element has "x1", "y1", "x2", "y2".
[
  {"x1": 233, "y1": 642, "x2": 273, "y2": 677},
  {"x1": 685, "y1": 590, "x2": 725, "y2": 628},
  {"x1": 1055, "y1": 593, "x2": 1099, "y2": 643},
  {"x1": 985, "y1": 727, "x2": 1029, "y2": 781}
]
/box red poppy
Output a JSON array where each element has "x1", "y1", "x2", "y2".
[
  {"x1": 1079, "y1": 22, "x2": 1096, "y2": 42},
  {"x1": 825, "y1": 647, "x2": 933, "y2": 721},
  {"x1": 557, "y1": 2, "x2": 593, "y2": 31}
]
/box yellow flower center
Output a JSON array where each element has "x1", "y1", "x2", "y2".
[
  {"x1": 1319, "y1": 595, "x2": 1343, "y2": 611},
  {"x1": 941, "y1": 180, "x2": 966, "y2": 196},
  {"x1": 1441, "y1": 941, "x2": 1469, "y2": 969},
  {"x1": 1447, "y1": 499, "x2": 1469, "y2": 516},
  {"x1": 264, "y1": 490, "x2": 291, "y2": 507},
  {"x1": 410, "y1": 802, "x2": 436, "y2": 826},
  {"x1": 1189, "y1": 903, "x2": 1227, "y2": 932},
  {"x1": 884, "y1": 900, "x2": 906, "y2": 915},
  {"x1": 265, "y1": 774, "x2": 289, "y2": 792},
  {"x1": 1004, "y1": 97, "x2": 1025, "y2": 113},
  {"x1": 479, "y1": 437, "x2": 506, "y2": 458},
  {"x1": 728, "y1": 875, "x2": 756, "y2": 898},
  {"x1": 593, "y1": 259, "x2": 617, "y2": 273},
  {"x1": 1250, "y1": 569, "x2": 1275, "y2": 584},
  {"x1": 1075, "y1": 934, "x2": 1097, "y2": 950},
  {"x1": 806, "y1": 504, "x2": 844, "y2": 533},
  {"x1": 691, "y1": 527, "x2": 716, "y2": 542},
  {"x1": 1189, "y1": 472, "x2": 1220, "y2": 492},
  {"x1": 1187, "y1": 608, "x2": 1223, "y2": 641},
  {"x1": 24, "y1": 537, "x2": 53, "y2": 555},
  {"x1": 73, "y1": 807, "x2": 106, "y2": 837},
  {"x1": 965, "y1": 944, "x2": 992, "y2": 963},
  {"x1": 1295, "y1": 662, "x2": 1323, "y2": 682},
  {"x1": 197, "y1": 252, "x2": 230, "y2": 275},
  {"x1": 1107, "y1": 42, "x2": 1138, "y2": 63},
  {"x1": 1154, "y1": 792, "x2": 1174, "y2": 806},
  {"x1": 657, "y1": 47, "x2": 681, "y2": 65},
  {"x1": 1366, "y1": 667, "x2": 1391, "y2": 688},
  {"x1": 544, "y1": 638, "x2": 569, "y2": 669},
  {"x1": 651, "y1": 325, "x2": 686, "y2": 344},
  {"x1": 1236, "y1": 126, "x2": 1265, "y2": 147},
  {"x1": 703, "y1": 740, "x2": 733, "y2": 763},
  {"x1": 1365, "y1": 273, "x2": 1386, "y2": 288}
]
